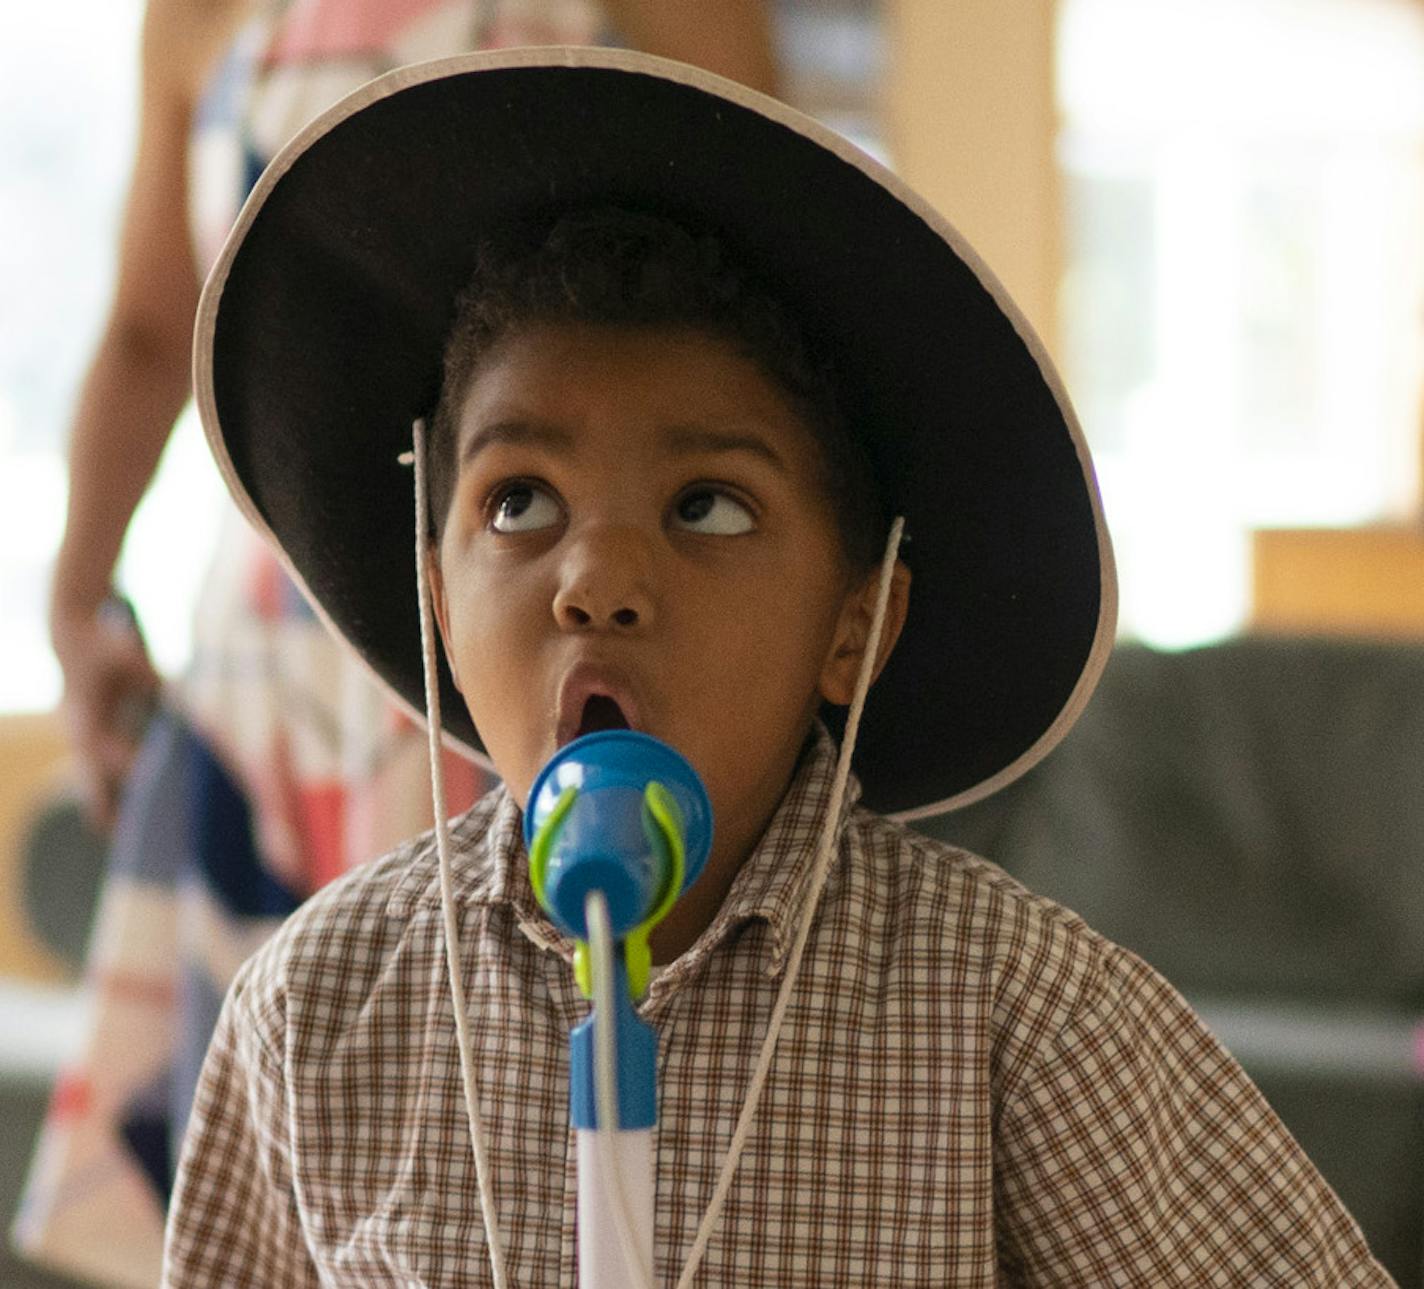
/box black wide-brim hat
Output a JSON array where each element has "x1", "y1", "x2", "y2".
[{"x1": 194, "y1": 47, "x2": 1117, "y2": 819}]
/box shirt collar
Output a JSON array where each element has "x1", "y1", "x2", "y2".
[
  {"x1": 392, "y1": 723, "x2": 860, "y2": 980},
  {"x1": 690, "y1": 723, "x2": 859, "y2": 980}
]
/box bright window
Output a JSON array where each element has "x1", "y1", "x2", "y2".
[{"x1": 1058, "y1": 0, "x2": 1424, "y2": 645}]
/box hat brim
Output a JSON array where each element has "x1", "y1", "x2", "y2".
[{"x1": 195, "y1": 47, "x2": 1117, "y2": 819}]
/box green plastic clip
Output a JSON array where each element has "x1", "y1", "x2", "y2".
[
  {"x1": 623, "y1": 781, "x2": 686, "y2": 998},
  {"x1": 529, "y1": 784, "x2": 577, "y2": 916}
]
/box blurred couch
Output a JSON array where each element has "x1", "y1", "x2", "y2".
[{"x1": 921, "y1": 637, "x2": 1424, "y2": 1286}]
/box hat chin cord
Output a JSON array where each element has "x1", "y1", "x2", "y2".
[
  {"x1": 409, "y1": 421, "x2": 512, "y2": 1286},
  {"x1": 410, "y1": 418, "x2": 903, "y2": 1287}
]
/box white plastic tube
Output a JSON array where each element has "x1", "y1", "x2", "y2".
[
  {"x1": 583, "y1": 892, "x2": 656, "y2": 1289},
  {"x1": 576, "y1": 1128, "x2": 655, "y2": 1288}
]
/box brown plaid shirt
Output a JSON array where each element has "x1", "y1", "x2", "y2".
[{"x1": 163, "y1": 728, "x2": 1390, "y2": 1286}]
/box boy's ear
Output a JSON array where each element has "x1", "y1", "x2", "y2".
[
  {"x1": 818, "y1": 559, "x2": 912, "y2": 707},
  {"x1": 426, "y1": 544, "x2": 463, "y2": 694}
]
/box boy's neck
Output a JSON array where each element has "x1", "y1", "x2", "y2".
[
  {"x1": 645, "y1": 726, "x2": 819, "y2": 964},
  {"x1": 647, "y1": 853, "x2": 745, "y2": 964}
]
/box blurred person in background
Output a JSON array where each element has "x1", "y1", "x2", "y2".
[
  {"x1": 18, "y1": 4, "x2": 777, "y2": 1285},
  {"x1": 50, "y1": 0, "x2": 778, "y2": 836}
]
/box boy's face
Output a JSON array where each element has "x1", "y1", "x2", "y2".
[{"x1": 432, "y1": 322, "x2": 903, "y2": 874}]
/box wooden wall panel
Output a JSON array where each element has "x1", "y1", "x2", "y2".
[
  {"x1": 0, "y1": 713, "x2": 73, "y2": 984},
  {"x1": 1252, "y1": 527, "x2": 1424, "y2": 639}
]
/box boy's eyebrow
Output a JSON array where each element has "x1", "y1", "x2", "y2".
[
  {"x1": 460, "y1": 419, "x2": 576, "y2": 465},
  {"x1": 659, "y1": 424, "x2": 789, "y2": 474},
  {"x1": 460, "y1": 419, "x2": 789, "y2": 473}
]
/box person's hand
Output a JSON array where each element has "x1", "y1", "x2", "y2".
[{"x1": 50, "y1": 595, "x2": 160, "y2": 831}]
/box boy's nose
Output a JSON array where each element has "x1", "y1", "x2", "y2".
[{"x1": 552, "y1": 527, "x2": 655, "y2": 632}]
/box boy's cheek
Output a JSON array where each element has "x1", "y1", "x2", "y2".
[
  {"x1": 426, "y1": 555, "x2": 459, "y2": 691},
  {"x1": 466, "y1": 715, "x2": 539, "y2": 810}
]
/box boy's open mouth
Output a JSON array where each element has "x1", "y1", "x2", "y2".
[
  {"x1": 554, "y1": 668, "x2": 641, "y2": 747},
  {"x1": 576, "y1": 694, "x2": 630, "y2": 738}
]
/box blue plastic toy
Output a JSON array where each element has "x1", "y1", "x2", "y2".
[{"x1": 525, "y1": 730, "x2": 713, "y2": 1131}]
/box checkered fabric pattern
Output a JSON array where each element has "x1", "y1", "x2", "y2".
[{"x1": 162, "y1": 728, "x2": 1392, "y2": 1286}]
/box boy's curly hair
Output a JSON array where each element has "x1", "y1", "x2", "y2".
[{"x1": 427, "y1": 207, "x2": 886, "y2": 572}]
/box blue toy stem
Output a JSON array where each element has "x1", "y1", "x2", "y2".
[{"x1": 570, "y1": 951, "x2": 657, "y2": 1131}]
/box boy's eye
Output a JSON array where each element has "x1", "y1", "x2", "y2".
[
  {"x1": 490, "y1": 482, "x2": 561, "y2": 533},
  {"x1": 673, "y1": 487, "x2": 755, "y2": 536}
]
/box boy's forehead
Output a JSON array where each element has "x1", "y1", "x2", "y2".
[{"x1": 452, "y1": 322, "x2": 822, "y2": 473}]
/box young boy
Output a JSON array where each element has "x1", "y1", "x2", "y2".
[{"x1": 164, "y1": 49, "x2": 1390, "y2": 1285}]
